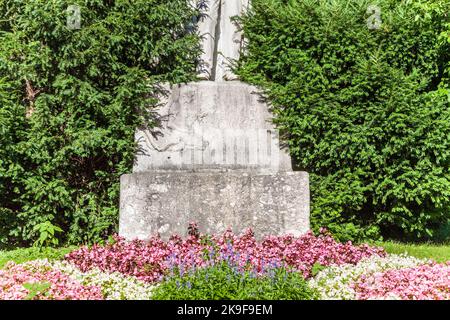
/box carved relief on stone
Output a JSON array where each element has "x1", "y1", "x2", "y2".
[{"x1": 136, "y1": 102, "x2": 206, "y2": 170}]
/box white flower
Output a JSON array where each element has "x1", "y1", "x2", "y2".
[
  {"x1": 22, "y1": 259, "x2": 158, "y2": 300},
  {"x1": 308, "y1": 254, "x2": 430, "y2": 300}
]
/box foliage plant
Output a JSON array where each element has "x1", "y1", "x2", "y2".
[
  {"x1": 151, "y1": 261, "x2": 319, "y2": 300},
  {"x1": 0, "y1": 0, "x2": 202, "y2": 246},
  {"x1": 23, "y1": 282, "x2": 51, "y2": 300},
  {"x1": 237, "y1": 0, "x2": 450, "y2": 241}
]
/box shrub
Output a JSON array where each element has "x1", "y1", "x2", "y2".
[
  {"x1": 0, "y1": 0, "x2": 202, "y2": 246},
  {"x1": 237, "y1": 0, "x2": 450, "y2": 241},
  {"x1": 152, "y1": 261, "x2": 319, "y2": 300}
]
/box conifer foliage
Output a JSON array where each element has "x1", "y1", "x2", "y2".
[
  {"x1": 0, "y1": 0, "x2": 202, "y2": 246},
  {"x1": 237, "y1": 0, "x2": 450, "y2": 241}
]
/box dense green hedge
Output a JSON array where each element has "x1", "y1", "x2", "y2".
[
  {"x1": 237, "y1": 0, "x2": 450, "y2": 241},
  {"x1": 0, "y1": 0, "x2": 202, "y2": 247}
]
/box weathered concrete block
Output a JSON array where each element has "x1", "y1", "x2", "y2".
[
  {"x1": 119, "y1": 171, "x2": 310, "y2": 241},
  {"x1": 119, "y1": 81, "x2": 310, "y2": 241},
  {"x1": 134, "y1": 82, "x2": 293, "y2": 173}
]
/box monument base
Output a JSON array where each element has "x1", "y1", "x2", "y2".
[{"x1": 119, "y1": 171, "x2": 310, "y2": 241}]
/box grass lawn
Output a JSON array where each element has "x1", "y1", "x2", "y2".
[
  {"x1": 0, "y1": 247, "x2": 77, "y2": 269},
  {"x1": 377, "y1": 242, "x2": 450, "y2": 263}
]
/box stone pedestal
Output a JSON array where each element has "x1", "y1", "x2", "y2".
[
  {"x1": 119, "y1": 81, "x2": 310, "y2": 240},
  {"x1": 133, "y1": 82, "x2": 292, "y2": 173},
  {"x1": 119, "y1": 171, "x2": 309, "y2": 241}
]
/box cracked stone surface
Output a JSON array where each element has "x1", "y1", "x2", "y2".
[
  {"x1": 119, "y1": 8, "x2": 311, "y2": 240},
  {"x1": 194, "y1": 0, "x2": 250, "y2": 81},
  {"x1": 134, "y1": 82, "x2": 293, "y2": 173},
  {"x1": 119, "y1": 82, "x2": 310, "y2": 240},
  {"x1": 119, "y1": 171, "x2": 310, "y2": 241}
]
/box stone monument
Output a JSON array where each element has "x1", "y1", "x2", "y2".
[{"x1": 119, "y1": 0, "x2": 310, "y2": 240}]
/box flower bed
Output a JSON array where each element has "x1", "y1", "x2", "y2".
[
  {"x1": 0, "y1": 259, "x2": 156, "y2": 300},
  {"x1": 0, "y1": 261, "x2": 103, "y2": 300},
  {"x1": 309, "y1": 254, "x2": 430, "y2": 300},
  {"x1": 1, "y1": 226, "x2": 449, "y2": 300},
  {"x1": 65, "y1": 226, "x2": 385, "y2": 282},
  {"x1": 353, "y1": 262, "x2": 450, "y2": 300}
]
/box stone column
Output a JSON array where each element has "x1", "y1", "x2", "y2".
[
  {"x1": 215, "y1": 0, "x2": 249, "y2": 81},
  {"x1": 195, "y1": 0, "x2": 221, "y2": 80}
]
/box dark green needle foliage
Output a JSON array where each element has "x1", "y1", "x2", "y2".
[
  {"x1": 237, "y1": 0, "x2": 449, "y2": 241},
  {"x1": 0, "y1": 0, "x2": 202, "y2": 247}
]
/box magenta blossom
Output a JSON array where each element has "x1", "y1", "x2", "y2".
[
  {"x1": 0, "y1": 262, "x2": 103, "y2": 300},
  {"x1": 66, "y1": 226, "x2": 385, "y2": 282}
]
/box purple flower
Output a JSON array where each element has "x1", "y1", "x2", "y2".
[
  {"x1": 209, "y1": 248, "x2": 215, "y2": 261},
  {"x1": 65, "y1": 227, "x2": 386, "y2": 284}
]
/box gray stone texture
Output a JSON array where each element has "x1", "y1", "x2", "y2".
[
  {"x1": 193, "y1": 0, "x2": 250, "y2": 81},
  {"x1": 119, "y1": 81, "x2": 311, "y2": 241},
  {"x1": 134, "y1": 82, "x2": 292, "y2": 173},
  {"x1": 119, "y1": 171, "x2": 310, "y2": 241}
]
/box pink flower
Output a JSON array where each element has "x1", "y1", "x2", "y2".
[
  {"x1": 65, "y1": 226, "x2": 385, "y2": 282},
  {"x1": 353, "y1": 262, "x2": 450, "y2": 300},
  {"x1": 0, "y1": 262, "x2": 103, "y2": 300}
]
